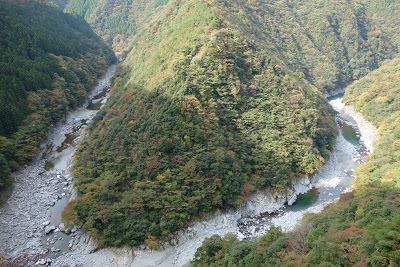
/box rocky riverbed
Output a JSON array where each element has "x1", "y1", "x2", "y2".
[{"x1": 0, "y1": 65, "x2": 116, "y2": 266}]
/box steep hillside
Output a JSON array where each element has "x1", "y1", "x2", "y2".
[
  {"x1": 366, "y1": 0, "x2": 400, "y2": 48},
  {"x1": 65, "y1": 0, "x2": 168, "y2": 51},
  {"x1": 0, "y1": 0, "x2": 115, "y2": 192},
  {"x1": 213, "y1": 0, "x2": 397, "y2": 94},
  {"x1": 66, "y1": 0, "x2": 397, "y2": 94},
  {"x1": 63, "y1": 0, "x2": 337, "y2": 247},
  {"x1": 49, "y1": 0, "x2": 70, "y2": 10},
  {"x1": 344, "y1": 56, "x2": 400, "y2": 187}
]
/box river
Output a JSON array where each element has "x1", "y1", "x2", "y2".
[{"x1": 0, "y1": 66, "x2": 371, "y2": 266}]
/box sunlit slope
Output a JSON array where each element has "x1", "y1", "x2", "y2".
[
  {"x1": 65, "y1": 0, "x2": 169, "y2": 51},
  {"x1": 211, "y1": 0, "x2": 396, "y2": 94},
  {"x1": 66, "y1": 0, "x2": 398, "y2": 94},
  {"x1": 193, "y1": 186, "x2": 400, "y2": 266},
  {"x1": 193, "y1": 2, "x2": 400, "y2": 265},
  {"x1": 366, "y1": 0, "x2": 400, "y2": 48}
]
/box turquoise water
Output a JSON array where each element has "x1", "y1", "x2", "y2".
[
  {"x1": 56, "y1": 134, "x2": 76, "y2": 153},
  {"x1": 340, "y1": 122, "x2": 360, "y2": 145},
  {"x1": 238, "y1": 93, "x2": 367, "y2": 237},
  {"x1": 86, "y1": 100, "x2": 103, "y2": 110},
  {"x1": 327, "y1": 92, "x2": 344, "y2": 101},
  {"x1": 289, "y1": 188, "x2": 320, "y2": 211}
]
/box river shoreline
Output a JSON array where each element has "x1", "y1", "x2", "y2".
[{"x1": 342, "y1": 106, "x2": 377, "y2": 153}]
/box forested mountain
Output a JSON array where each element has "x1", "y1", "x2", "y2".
[
  {"x1": 62, "y1": 0, "x2": 400, "y2": 252},
  {"x1": 49, "y1": 0, "x2": 69, "y2": 10},
  {"x1": 366, "y1": 0, "x2": 400, "y2": 48},
  {"x1": 211, "y1": 0, "x2": 396, "y2": 94},
  {"x1": 63, "y1": 0, "x2": 337, "y2": 247},
  {"x1": 0, "y1": 0, "x2": 115, "y2": 192},
  {"x1": 64, "y1": 0, "x2": 167, "y2": 52},
  {"x1": 65, "y1": 0, "x2": 398, "y2": 94}
]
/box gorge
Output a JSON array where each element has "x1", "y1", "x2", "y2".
[{"x1": 1, "y1": 0, "x2": 400, "y2": 266}]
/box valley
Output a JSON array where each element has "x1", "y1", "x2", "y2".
[{"x1": 1, "y1": 0, "x2": 400, "y2": 266}]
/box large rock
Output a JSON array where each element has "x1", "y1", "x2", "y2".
[
  {"x1": 45, "y1": 226, "x2": 56, "y2": 234},
  {"x1": 59, "y1": 223, "x2": 66, "y2": 232},
  {"x1": 240, "y1": 175, "x2": 312, "y2": 216}
]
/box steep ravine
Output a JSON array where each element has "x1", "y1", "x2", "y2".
[
  {"x1": 51, "y1": 94, "x2": 376, "y2": 267},
  {"x1": 0, "y1": 64, "x2": 117, "y2": 266}
]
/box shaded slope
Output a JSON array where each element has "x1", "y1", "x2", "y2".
[
  {"x1": 64, "y1": 0, "x2": 336, "y2": 247},
  {"x1": 0, "y1": 0, "x2": 115, "y2": 191}
]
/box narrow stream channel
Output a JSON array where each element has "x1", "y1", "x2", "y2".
[{"x1": 39, "y1": 65, "x2": 116, "y2": 258}]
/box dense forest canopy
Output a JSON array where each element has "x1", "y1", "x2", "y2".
[
  {"x1": 211, "y1": 0, "x2": 397, "y2": 94},
  {"x1": 63, "y1": 0, "x2": 337, "y2": 247},
  {"x1": 49, "y1": 0, "x2": 69, "y2": 9},
  {"x1": 64, "y1": 0, "x2": 170, "y2": 51},
  {"x1": 193, "y1": 186, "x2": 400, "y2": 266},
  {"x1": 65, "y1": 0, "x2": 400, "y2": 95},
  {"x1": 366, "y1": 0, "x2": 400, "y2": 48},
  {"x1": 0, "y1": 0, "x2": 115, "y2": 191},
  {"x1": 0, "y1": 0, "x2": 398, "y2": 264}
]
